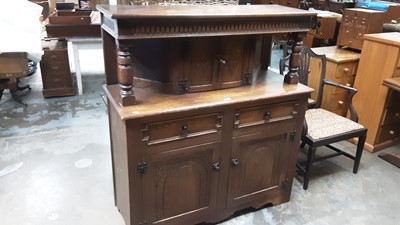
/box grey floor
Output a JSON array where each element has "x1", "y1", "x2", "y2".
[{"x1": 1, "y1": 46, "x2": 399, "y2": 225}]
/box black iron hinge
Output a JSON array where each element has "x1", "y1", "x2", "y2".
[
  {"x1": 178, "y1": 79, "x2": 189, "y2": 94},
  {"x1": 290, "y1": 130, "x2": 297, "y2": 141},
  {"x1": 137, "y1": 162, "x2": 147, "y2": 176},
  {"x1": 242, "y1": 73, "x2": 252, "y2": 86}
]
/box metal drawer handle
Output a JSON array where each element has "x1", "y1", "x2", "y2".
[
  {"x1": 50, "y1": 55, "x2": 57, "y2": 59},
  {"x1": 338, "y1": 101, "x2": 344, "y2": 105},
  {"x1": 346, "y1": 83, "x2": 351, "y2": 87},
  {"x1": 219, "y1": 59, "x2": 226, "y2": 64},
  {"x1": 264, "y1": 112, "x2": 272, "y2": 121},
  {"x1": 344, "y1": 68, "x2": 350, "y2": 73},
  {"x1": 231, "y1": 159, "x2": 239, "y2": 167},
  {"x1": 212, "y1": 163, "x2": 220, "y2": 172},
  {"x1": 181, "y1": 124, "x2": 189, "y2": 136},
  {"x1": 389, "y1": 130, "x2": 395, "y2": 135},
  {"x1": 395, "y1": 113, "x2": 400, "y2": 117}
]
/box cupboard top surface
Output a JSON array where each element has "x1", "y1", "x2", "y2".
[
  {"x1": 104, "y1": 71, "x2": 313, "y2": 120},
  {"x1": 364, "y1": 32, "x2": 400, "y2": 47},
  {"x1": 96, "y1": 5, "x2": 316, "y2": 19},
  {"x1": 311, "y1": 46, "x2": 360, "y2": 63}
]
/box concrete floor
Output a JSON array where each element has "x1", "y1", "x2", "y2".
[{"x1": 1, "y1": 47, "x2": 399, "y2": 225}]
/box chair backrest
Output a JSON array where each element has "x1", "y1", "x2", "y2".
[
  {"x1": 280, "y1": 46, "x2": 327, "y2": 108},
  {"x1": 299, "y1": 46, "x2": 327, "y2": 108}
]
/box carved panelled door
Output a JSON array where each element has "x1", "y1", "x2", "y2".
[
  {"x1": 217, "y1": 35, "x2": 249, "y2": 89},
  {"x1": 183, "y1": 37, "x2": 218, "y2": 92},
  {"x1": 226, "y1": 128, "x2": 292, "y2": 208},
  {"x1": 143, "y1": 142, "x2": 221, "y2": 225}
]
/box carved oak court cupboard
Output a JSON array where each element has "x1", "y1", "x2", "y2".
[{"x1": 97, "y1": 5, "x2": 315, "y2": 225}]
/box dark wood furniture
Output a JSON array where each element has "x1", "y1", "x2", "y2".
[
  {"x1": 98, "y1": 5, "x2": 316, "y2": 225},
  {"x1": 353, "y1": 32, "x2": 400, "y2": 152},
  {"x1": 337, "y1": 8, "x2": 385, "y2": 50},
  {"x1": 291, "y1": 47, "x2": 367, "y2": 190},
  {"x1": 379, "y1": 77, "x2": 400, "y2": 167},
  {"x1": 40, "y1": 39, "x2": 75, "y2": 97},
  {"x1": 0, "y1": 52, "x2": 32, "y2": 105}
]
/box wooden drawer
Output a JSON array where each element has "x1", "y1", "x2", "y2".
[
  {"x1": 331, "y1": 76, "x2": 355, "y2": 94},
  {"x1": 386, "y1": 91, "x2": 400, "y2": 108},
  {"x1": 141, "y1": 113, "x2": 223, "y2": 145},
  {"x1": 377, "y1": 123, "x2": 400, "y2": 144},
  {"x1": 322, "y1": 91, "x2": 348, "y2": 116},
  {"x1": 381, "y1": 108, "x2": 400, "y2": 126},
  {"x1": 43, "y1": 75, "x2": 73, "y2": 89},
  {"x1": 42, "y1": 50, "x2": 68, "y2": 62},
  {"x1": 41, "y1": 62, "x2": 70, "y2": 75},
  {"x1": 335, "y1": 61, "x2": 357, "y2": 77},
  {"x1": 234, "y1": 101, "x2": 298, "y2": 129}
]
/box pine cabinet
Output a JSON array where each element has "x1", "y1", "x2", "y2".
[
  {"x1": 308, "y1": 46, "x2": 360, "y2": 116},
  {"x1": 353, "y1": 32, "x2": 400, "y2": 152}
]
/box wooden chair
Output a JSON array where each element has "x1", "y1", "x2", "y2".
[{"x1": 289, "y1": 47, "x2": 368, "y2": 190}]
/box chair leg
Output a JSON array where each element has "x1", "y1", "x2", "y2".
[
  {"x1": 303, "y1": 146, "x2": 317, "y2": 190},
  {"x1": 353, "y1": 134, "x2": 366, "y2": 173}
]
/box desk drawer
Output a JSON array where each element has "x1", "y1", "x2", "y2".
[
  {"x1": 335, "y1": 62, "x2": 358, "y2": 78},
  {"x1": 381, "y1": 108, "x2": 400, "y2": 126},
  {"x1": 43, "y1": 75, "x2": 73, "y2": 89},
  {"x1": 377, "y1": 123, "x2": 400, "y2": 144},
  {"x1": 141, "y1": 113, "x2": 223, "y2": 145},
  {"x1": 41, "y1": 62, "x2": 70, "y2": 75},
  {"x1": 42, "y1": 50, "x2": 68, "y2": 62},
  {"x1": 234, "y1": 101, "x2": 298, "y2": 130}
]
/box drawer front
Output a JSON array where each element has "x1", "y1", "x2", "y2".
[
  {"x1": 41, "y1": 62, "x2": 70, "y2": 75},
  {"x1": 331, "y1": 76, "x2": 355, "y2": 94},
  {"x1": 377, "y1": 123, "x2": 400, "y2": 144},
  {"x1": 381, "y1": 108, "x2": 400, "y2": 126},
  {"x1": 322, "y1": 91, "x2": 348, "y2": 116},
  {"x1": 43, "y1": 75, "x2": 73, "y2": 89},
  {"x1": 42, "y1": 50, "x2": 68, "y2": 62},
  {"x1": 386, "y1": 91, "x2": 400, "y2": 108},
  {"x1": 335, "y1": 62, "x2": 358, "y2": 78},
  {"x1": 141, "y1": 113, "x2": 223, "y2": 145},
  {"x1": 234, "y1": 101, "x2": 298, "y2": 129}
]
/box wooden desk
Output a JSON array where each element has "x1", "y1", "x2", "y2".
[
  {"x1": 45, "y1": 11, "x2": 102, "y2": 95},
  {"x1": 379, "y1": 77, "x2": 400, "y2": 167},
  {"x1": 353, "y1": 32, "x2": 400, "y2": 152},
  {"x1": 98, "y1": 5, "x2": 315, "y2": 225}
]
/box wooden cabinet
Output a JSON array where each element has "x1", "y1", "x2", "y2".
[
  {"x1": 353, "y1": 32, "x2": 400, "y2": 152},
  {"x1": 40, "y1": 39, "x2": 75, "y2": 97},
  {"x1": 104, "y1": 74, "x2": 310, "y2": 225},
  {"x1": 168, "y1": 36, "x2": 260, "y2": 94},
  {"x1": 98, "y1": 5, "x2": 315, "y2": 225},
  {"x1": 308, "y1": 46, "x2": 360, "y2": 116},
  {"x1": 337, "y1": 8, "x2": 385, "y2": 50}
]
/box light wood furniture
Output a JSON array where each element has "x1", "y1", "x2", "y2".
[
  {"x1": 98, "y1": 5, "x2": 315, "y2": 225},
  {"x1": 308, "y1": 46, "x2": 360, "y2": 116},
  {"x1": 353, "y1": 32, "x2": 400, "y2": 152},
  {"x1": 337, "y1": 8, "x2": 385, "y2": 50}
]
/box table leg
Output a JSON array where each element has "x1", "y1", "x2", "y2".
[{"x1": 72, "y1": 42, "x2": 83, "y2": 95}]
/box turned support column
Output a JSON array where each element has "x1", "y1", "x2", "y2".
[
  {"x1": 117, "y1": 47, "x2": 136, "y2": 106},
  {"x1": 284, "y1": 32, "x2": 306, "y2": 85}
]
